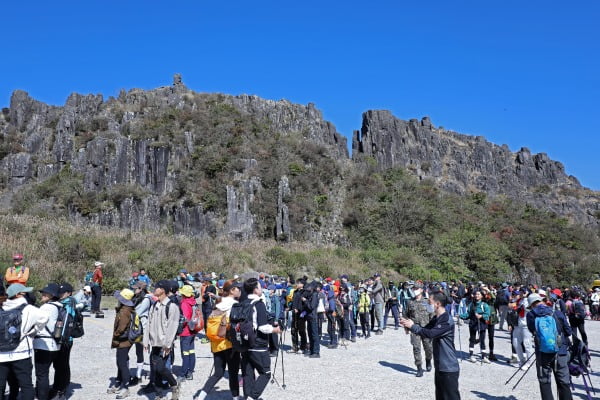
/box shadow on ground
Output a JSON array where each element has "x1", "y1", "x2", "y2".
[
  {"x1": 471, "y1": 390, "x2": 518, "y2": 400},
  {"x1": 378, "y1": 360, "x2": 417, "y2": 375}
]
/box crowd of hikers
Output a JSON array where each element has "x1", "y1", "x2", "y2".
[{"x1": 0, "y1": 253, "x2": 597, "y2": 400}]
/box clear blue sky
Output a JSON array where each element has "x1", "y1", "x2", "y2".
[{"x1": 2, "y1": 1, "x2": 599, "y2": 188}]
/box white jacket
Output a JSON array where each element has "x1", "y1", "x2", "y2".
[
  {"x1": 33, "y1": 301, "x2": 62, "y2": 352},
  {"x1": 0, "y1": 297, "x2": 48, "y2": 362}
]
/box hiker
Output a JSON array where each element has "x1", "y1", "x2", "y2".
[
  {"x1": 340, "y1": 275, "x2": 357, "y2": 340},
  {"x1": 399, "y1": 281, "x2": 414, "y2": 316},
  {"x1": 91, "y1": 261, "x2": 104, "y2": 317},
  {"x1": 511, "y1": 290, "x2": 535, "y2": 370},
  {"x1": 142, "y1": 280, "x2": 180, "y2": 400},
  {"x1": 526, "y1": 293, "x2": 573, "y2": 400},
  {"x1": 53, "y1": 283, "x2": 77, "y2": 399},
  {"x1": 0, "y1": 283, "x2": 48, "y2": 400},
  {"x1": 128, "y1": 272, "x2": 139, "y2": 289},
  {"x1": 107, "y1": 289, "x2": 135, "y2": 399},
  {"x1": 130, "y1": 281, "x2": 151, "y2": 386},
  {"x1": 481, "y1": 286, "x2": 499, "y2": 361},
  {"x1": 357, "y1": 285, "x2": 371, "y2": 339},
  {"x1": 384, "y1": 280, "x2": 400, "y2": 330},
  {"x1": 137, "y1": 268, "x2": 152, "y2": 287},
  {"x1": 178, "y1": 284, "x2": 197, "y2": 380},
  {"x1": 567, "y1": 291, "x2": 587, "y2": 345},
  {"x1": 304, "y1": 281, "x2": 321, "y2": 358},
  {"x1": 5, "y1": 254, "x2": 34, "y2": 305},
  {"x1": 495, "y1": 283, "x2": 510, "y2": 330},
  {"x1": 291, "y1": 278, "x2": 308, "y2": 353},
  {"x1": 240, "y1": 278, "x2": 281, "y2": 400},
  {"x1": 324, "y1": 283, "x2": 339, "y2": 347},
  {"x1": 371, "y1": 273, "x2": 384, "y2": 334},
  {"x1": 405, "y1": 282, "x2": 433, "y2": 377},
  {"x1": 460, "y1": 289, "x2": 490, "y2": 363},
  {"x1": 33, "y1": 283, "x2": 62, "y2": 400},
  {"x1": 194, "y1": 280, "x2": 243, "y2": 400},
  {"x1": 73, "y1": 286, "x2": 92, "y2": 312},
  {"x1": 401, "y1": 291, "x2": 461, "y2": 400}
]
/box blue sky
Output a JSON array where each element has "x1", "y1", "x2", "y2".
[{"x1": 2, "y1": 1, "x2": 599, "y2": 188}]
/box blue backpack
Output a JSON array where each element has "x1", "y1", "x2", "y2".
[{"x1": 535, "y1": 314, "x2": 561, "y2": 353}]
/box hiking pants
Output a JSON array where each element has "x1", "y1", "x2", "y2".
[
  {"x1": 307, "y1": 316, "x2": 320, "y2": 355},
  {"x1": 374, "y1": 303, "x2": 384, "y2": 331},
  {"x1": 486, "y1": 324, "x2": 495, "y2": 354},
  {"x1": 291, "y1": 314, "x2": 307, "y2": 351},
  {"x1": 411, "y1": 332, "x2": 433, "y2": 367},
  {"x1": 537, "y1": 352, "x2": 573, "y2": 400},
  {"x1": 468, "y1": 325, "x2": 486, "y2": 354},
  {"x1": 359, "y1": 311, "x2": 370, "y2": 337},
  {"x1": 91, "y1": 284, "x2": 102, "y2": 312},
  {"x1": 34, "y1": 349, "x2": 60, "y2": 400},
  {"x1": 434, "y1": 370, "x2": 460, "y2": 400},
  {"x1": 202, "y1": 349, "x2": 240, "y2": 397},
  {"x1": 0, "y1": 358, "x2": 34, "y2": 400},
  {"x1": 384, "y1": 302, "x2": 399, "y2": 328},
  {"x1": 115, "y1": 347, "x2": 131, "y2": 389},
  {"x1": 498, "y1": 305, "x2": 508, "y2": 330},
  {"x1": 317, "y1": 312, "x2": 325, "y2": 336},
  {"x1": 53, "y1": 341, "x2": 72, "y2": 393},
  {"x1": 179, "y1": 335, "x2": 195, "y2": 376},
  {"x1": 241, "y1": 349, "x2": 270, "y2": 400},
  {"x1": 512, "y1": 325, "x2": 534, "y2": 364},
  {"x1": 150, "y1": 347, "x2": 177, "y2": 388},
  {"x1": 342, "y1": 311, "x2": 352, "y2": 340},
  {"x1": 326, "y1": 311, "x2": 338, "y2": 345},
  {"x1": 571, "y1": 321, "x2": 588, "y2": 345}
]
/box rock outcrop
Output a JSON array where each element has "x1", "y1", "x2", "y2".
[{"x1": 353, "y1": 110, "x2": 600, "y2": 226}]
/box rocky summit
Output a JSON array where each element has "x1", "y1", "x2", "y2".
[{"x1": 0, "y1": 76, "x2": 598, "y2": 243}]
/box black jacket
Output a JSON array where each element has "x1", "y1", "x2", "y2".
[{"x1": 410, "y1": 311, "x2": 459, "y2": 373}]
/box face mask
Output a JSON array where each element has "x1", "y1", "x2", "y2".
[{"x1": 426, "y1": 303, "x2": 435, "y2": 313}]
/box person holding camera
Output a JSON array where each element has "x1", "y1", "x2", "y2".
[
  {"x1": 291, "y1": 279, "x2": 308, "y2": 354},
  {"x1": 401, "y1": 292, "x2": 461, "y2": 400}
]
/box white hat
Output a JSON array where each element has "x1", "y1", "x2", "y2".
[
  {"x1": 538, "y1": 289, "x2": 547, "y2": 298},
  {"x1": 83, "y1": 285, "x2": 92, "y2": 292},
  {"x1": 94, "y1": 261, "x2": 105, "y2": 267}
]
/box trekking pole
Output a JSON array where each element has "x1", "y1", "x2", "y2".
[
  {"x1": 504, "y1": 352, "x2": 535, "y2": 386},
  {"x1": 512, "y1": 356, "x2": 536, "y2": 390},
  {"x1": 457, "y1": 321, "x2": 462, "y2": 362},
  {"x1": 280, "y1": 331, "x2": 287, "y2": 389}
]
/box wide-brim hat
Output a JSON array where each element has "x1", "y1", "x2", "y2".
[
  {"x1": 179, "y1": 285, "x2": 194, "y2": 298},
  {"x1": 114, "y1": 289, "x2": 135, "y2": 307}
]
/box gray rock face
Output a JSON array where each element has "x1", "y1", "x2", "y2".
[
  {"x1": 276, "y1": 176, "x2": 291, "y2": 241},
  {"x1": 353, "y1": 110, "x2": 599, "y2": 226}
]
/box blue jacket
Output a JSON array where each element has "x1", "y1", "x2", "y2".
[{"x1": 526, "y1": 304, "x2": 571, "y2": 355}]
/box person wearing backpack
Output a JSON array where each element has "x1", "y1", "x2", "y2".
[
  {"x1": 459, "y1": 289, "x2": 490, "y2": 364},
  {"x1": 33, "y1": 283, "x2": 62, "y2": 400},
  {"x1": 194, "y1": 280, "x2": 243, "y2": 400},
  {"x1": 357, "y1": 286, "x2": 371, "y2": 339},
  {"x1": 143, "y1": 280, "x2": 180, "y2": 400},
  {"x1": 526, "y1": 293, "x2": 573, "y2": 400},
  {"x1": 568, "y1": 292, "x2": 587, "y2": 346},
  {"x1": 384, "y1": 281, "x2": 400, "y2": 330},
  {"x1": 130, "y1": 281, "x2": 151, "y2": 386},
  {"x1": 107, "y1": 288, "x2": 135, "y2": 399},
  {"x1": 495, "y1": 283, "x2": 510, "y2": 330},
  {"x1": 240, "y1": 278, "x2": 282, "y2": 400},
  {"x1": 178, "y1": 285, "x2": 197, "y2": 381},
  {"x1": 0, "y1": 283, "x2": 48, "y2": 400},
  {"x1": 91, "y1": 261, "x2": 104, "y2": 318},
  {"x1": 304, "y1": 281, "x2": 321, "y2": 358},
  {"x1": 291, "y1": 278, "x2": 308, "y2": 353}
]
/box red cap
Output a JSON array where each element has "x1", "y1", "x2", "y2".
[
  {"x1": 12, "y1": 253, "x2": 23, "y2": 261},
  {"x1": 325, "y1": 277, "x2": 332, "y2": 282},
  {"x1": 132, "y1": 272, "x2": 139, "y2": 277},
  {"x1": 552, "y1": 288, "x2": 562, "y2": 297}
]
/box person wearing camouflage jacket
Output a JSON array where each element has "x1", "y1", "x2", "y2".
[{"x1": 405, "y1": 283, "x2": 433, "y2": 377}]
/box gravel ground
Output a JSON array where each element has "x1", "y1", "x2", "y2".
[{"x1": 67, "y1": 307, "x2": 599, "y2": 400}]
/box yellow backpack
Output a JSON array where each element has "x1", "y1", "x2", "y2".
[{"x1": 206, "y1": 309, "x2": 231, "y2": 353}]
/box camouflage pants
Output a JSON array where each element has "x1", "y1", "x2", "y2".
[{"x1": 410, "y1": 332, "x2": 433, "y2": 367}]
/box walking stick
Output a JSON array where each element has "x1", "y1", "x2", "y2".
[
  {"x1": 457, "y1": 320, "x2": 463, "y2": 362},
  {"x1": 504, "y1": 352, "x2": 535, "y2": 385},
  {"x1": 512, "y1": 356, "x2": 536, "y2": 390}
]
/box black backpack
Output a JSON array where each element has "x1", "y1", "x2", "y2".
[
  {"x1": 161, "y1": 300, "x2": 186, "y2": 336},
  {"x1": 0, "y1": 304, "x2": 27, "y2": 351},
  {"x1": 49, "y1": 303, "x2": 74, "y2": 345},
  {"x1": 227, "y1": 299, "x2": 258, "y2": 352}
]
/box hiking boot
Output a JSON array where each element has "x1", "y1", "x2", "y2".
[
  {"x1": 426, "y1": 360, "x2": 432, "y2": 372},
  {"x1": 482, "y1": 357, "x2": 490, "y2": 364},
  {"x1": 416, "y1": 367, "x2": 424, "y2": 377},
  {"x1": 116, "y1": 388, "x2": 129, "y2": 399},
  {"x1": 302, "y1": 350, "x2": 310, "y2": 356},
  {"x1": 309, "y1": 353, "x2": 320, "y2": 358},
  {"x1": 291, "y1": 346, "x2": 299, "y2": 353},
  {"x1": 170, "y1": 382, "x2": 180, "y2": 400},
  {"x1": 489, "y1": 354, "x2": 498, "y2": 362},
  {"x1": 351, "y1": 337, "x2": 357, "y2": 343},
  {"x1": 185, "y1": 372, "x2": 194, "y2": 380},
  {"x1": 508, "y1": 356, "x2": 519, "y2": 364},
  {"x1": 128, "y1": 377, "x2": 139, "y2": 386},
  {"x1": 468, "y1": 356, "x2": 477, "y2": 363},
  {"x1": 107, "y1": 386, "x2": 119, "y2": 394}
]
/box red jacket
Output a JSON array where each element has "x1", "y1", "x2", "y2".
[{"x1": 93, "y1": 269, "x2": 103, "y2": 286}]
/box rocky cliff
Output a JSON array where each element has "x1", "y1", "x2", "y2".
[
  {"x1": 1, "y1": 77, "x2": 598, "y2": 244},
  {"x1": 353, "y1": 110, "x2": 600, "y2": 227}
]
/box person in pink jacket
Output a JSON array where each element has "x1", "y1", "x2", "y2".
[{"x1": 179, "y1": 285, "x2": 198, "y2": 380}]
